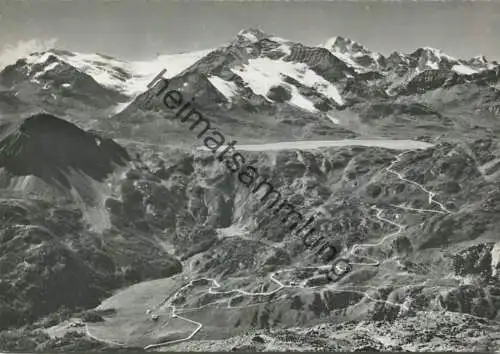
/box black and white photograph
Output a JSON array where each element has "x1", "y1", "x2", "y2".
[{"x1": 0, "y1": 0, "x2": 500, "y2": 352}]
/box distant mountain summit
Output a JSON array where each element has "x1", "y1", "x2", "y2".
[{"x1": 235, "y1": 28, "x2": 272, "y2": 43}]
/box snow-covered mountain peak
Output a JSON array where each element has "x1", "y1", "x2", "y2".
[
  {"x1": 464, "y1": 55, "x2": 497, "y2": 71},
  {"x1": 322, "y1": 36, "x2": 383, "y2": 72},
  {"x1": 402, "y1": 47, "x2": 496, "y2": 75},
  {"x1": 472, "y1": 55, "x2": 488, "y2": 64},
  {"x1": 416, "y1": 47, "x2": 456, "y2": 61},
  {"x1": 323, "y1": 36, "x2": 367, "y2": 55},
  {"x1": 405, "y1": 47, "x2": 455, "y2": 71},
  {"x1": 386, "y1": 51, "x2": 410, "y2": 65},
  {"x1": 170, "y1": 30, "x2": 352, "y2": 114},
  {"x1": 236, "y1": 28, "x2": 271, "y2": 43},
  {"x1": 2, "y1": 48, "x2": 211, "y2": 97}
]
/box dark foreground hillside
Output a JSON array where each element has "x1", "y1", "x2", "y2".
[{"x1": 0, "y1": 114, "x2": 182, "y2": 350}]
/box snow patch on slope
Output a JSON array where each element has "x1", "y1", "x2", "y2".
[
  {"x1": 422, "y1": 47, "x2": 456, "y2": 61},
  {"x1": 208, "y1": 76, "x2": 238, "y2": 101},
  {"x1": 230, "y1": 58, "x2": 315, "y2": 110},
  {"x1": 326, "y1": 114, "x2": 340, "y2": 124},
  {"x1": 230, "y1": 57, "x2": 343, "y2": 112},
  {"x1": 217, "y1": 224, "x2": 248, "y2": 238},
  {"x1": 113, "y1": 102, "x2": 131, "y2": 114},
  {"x1": 127, "y1": 50, "x2": 212, "y2": 95},
  {"x1": 31, "y1": 61, "x2": 59, "y2": 83},
  {"x1": 25, "y1": 52, "x2": 55, "y2": 66},
  {"x1": 426, "y1": 60, "x2": 439, "y2": 70},
  {"x1": 240, "y1": 32, "x2": 259, "y2": 43},
  {"x1": 452, "y1": 64, "x2": 477, "y2": 75},
  {"x1": 289, "y1": 86, "x2": 318, "y2": 112},
  {"x1": 330, "y1": 51, "x2": 362, "y2": 70},
  {"x1": 58, "y1": 52, "x2": 129, "y2": 91}
]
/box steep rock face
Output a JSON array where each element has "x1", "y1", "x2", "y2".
[
  {"x1": 0, "y1": 223, "x2": 107, "y2": 327},
  {"x1": 399, "y1": 70, "x2": 456, "y2": 96}
]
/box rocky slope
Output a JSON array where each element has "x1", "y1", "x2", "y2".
[{"x1": 164, "y1": 311, "x2": 500, "y2": 352}]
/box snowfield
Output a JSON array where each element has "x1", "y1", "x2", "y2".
[
  {"x1": 230, "y1": 57, "x2": 344, "y2": 112},
  {"x1": 22, "y1": 49, "x2": 212, "y2": 97}
]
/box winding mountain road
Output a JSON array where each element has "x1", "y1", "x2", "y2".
[{"x1": 86, "y1": 144, "x2": 454, "y2": 350}]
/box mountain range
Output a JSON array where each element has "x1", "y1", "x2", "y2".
[{"x1": 0, "y1": 28, "x2": 499, "y2": 352}]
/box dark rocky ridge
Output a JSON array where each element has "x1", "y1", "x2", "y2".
[{"x1": 0, "y1": 113, "x2": 130, "y2": 187}]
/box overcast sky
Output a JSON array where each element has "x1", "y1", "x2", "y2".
[{"x1": 1, "y1": 0, "x2": 500, "y2": 64}]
